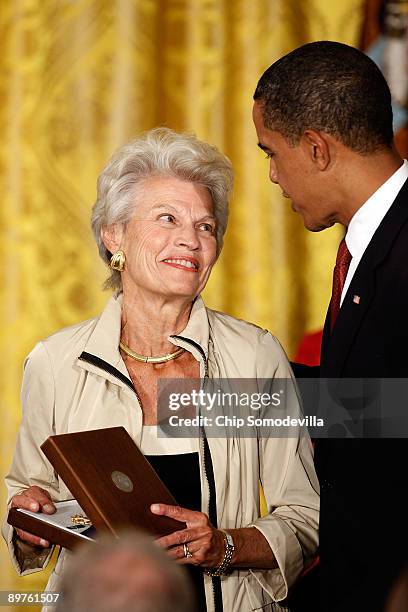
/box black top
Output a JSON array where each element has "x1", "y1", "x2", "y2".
[{"x1": 145, "y1": 452, "x2": 206, "y2": 612}]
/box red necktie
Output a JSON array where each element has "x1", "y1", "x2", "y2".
[{"x1": 330, "y1": 238, "x2": 352, "y2": 330}]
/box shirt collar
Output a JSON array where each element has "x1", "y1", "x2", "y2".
[{"x1": 346, "y1": 159, "x2": 408, "y2": 259}]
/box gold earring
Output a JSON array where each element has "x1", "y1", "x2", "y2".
[{"x1": 109, "y1": 250, "x2": 125, "y2": 271}]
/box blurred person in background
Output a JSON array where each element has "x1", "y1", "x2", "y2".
[
  {"x1": 55, "y1": 530, "x2": 193, "y2": 612},
  {"x1": 253, "y1": 41, "x2": 408, "y2": 611},
  {"x1": 3, "y1": 128, "x2": 319, "y2": 611}
]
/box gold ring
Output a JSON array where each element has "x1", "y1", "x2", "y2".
[{"x1": 183, "y1": 543, "x2": 193, "y2": 558}]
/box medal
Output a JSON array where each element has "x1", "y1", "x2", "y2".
[{"x1": 70, "y1": 513, "x2": 92, "y2": 526}]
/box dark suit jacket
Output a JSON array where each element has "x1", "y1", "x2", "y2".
[{"x1": 315, "y1": 177, "x2": 408, "y2": 611}]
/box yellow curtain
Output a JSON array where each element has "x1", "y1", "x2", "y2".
[{"x1": 0, "y1": 0, "x2": 363, "y2": 605}]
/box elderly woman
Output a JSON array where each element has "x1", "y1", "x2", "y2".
[{"x1": 3, "y1": 128, "x2": 319, "y2": 611}]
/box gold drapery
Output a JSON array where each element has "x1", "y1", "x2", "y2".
[{"x1": 0, "y1": 0, "x2": 362, "y2": 604}]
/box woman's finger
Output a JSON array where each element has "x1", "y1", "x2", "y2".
[
  {"x1": 11, "y1": 495, "x2": 41, "y2": 512},
  {"x1": 166, "y1": 544, "x2": 190, "y2": 561},
  {"x1": 156, "y1": 526, "x2": 207, "y2": 549},
  {"x1": 11, "y1": 487, "x2": 55, "y2": 514},
  {"x1": 151, "y1": 503, "x2": 201, "y2": 523},
  {"x1": 166, "y1": 542, "x2": 202, "y2": 565},
  {"x1": 15, "y1": 528, "x2": 50, "y2": 548},
  {"x1": 25, "y1": 486, "x2": 56, "y2": 512}
]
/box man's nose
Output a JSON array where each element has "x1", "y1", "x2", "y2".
[{"x1": 269, "y1": 161, "x2": 278, "y2": 184}]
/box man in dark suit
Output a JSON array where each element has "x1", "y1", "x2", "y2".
[{"x1": 252, "y1": 41, "x2": 408, "y2": 611}]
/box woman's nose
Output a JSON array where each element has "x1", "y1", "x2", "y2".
[{"x1": 175, "y1": 226, "x2": 200, "y2": 249}]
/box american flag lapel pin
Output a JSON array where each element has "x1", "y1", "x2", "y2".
[{"x1": 353, "y1": 295, "x2": 360, "y2": 304}]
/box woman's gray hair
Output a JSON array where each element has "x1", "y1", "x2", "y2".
[{"x1": 91, "y1": 127, "x2": 233, "y2": 290}]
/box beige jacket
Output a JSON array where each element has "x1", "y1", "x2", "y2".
[{"x1": 3, "y1": 294, "x2": 319, "y2": 611}]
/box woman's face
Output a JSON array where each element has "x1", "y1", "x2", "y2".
[{"x1": 116, "y1": 176, "x2": 218, "y2": 301}]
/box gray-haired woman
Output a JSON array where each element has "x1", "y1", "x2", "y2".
[{"x1": 3, "y1": 128, "x2": 319, "y2": 612}]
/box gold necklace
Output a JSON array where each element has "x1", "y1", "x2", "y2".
[{"x1": 119, "y1": 341, "x2": 185, "y2": 364}]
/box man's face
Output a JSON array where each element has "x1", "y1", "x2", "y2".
[{"x1": 252, "y1": 100, "x2": 336, "y2": 231}]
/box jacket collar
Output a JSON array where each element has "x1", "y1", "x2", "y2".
[
  {"x1": 169, "y1": 296, "x2": 210, "y2": 362},
  {"x1": 80, "y1": 292, "x2": 210, "y2": 372},
  {"x1": 82, "y1": 292, "x2": 124, "y2": 368}
]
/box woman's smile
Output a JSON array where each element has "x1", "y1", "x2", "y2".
[{"x1": 162, "y1": 257, "x2": 199, "y2": 271}]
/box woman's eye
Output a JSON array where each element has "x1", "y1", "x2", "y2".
[
  {"x1": 198, "y1": 223, "x2": 215, "y2": 233},
  {"x1": 159, "y1": 214, "x2": 176, "y2": 223},
  {"x1": 265, "y1": 152, "x2": 274, "y2": 160}
]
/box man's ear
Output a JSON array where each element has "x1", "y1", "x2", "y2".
[
  {"x1": 300, "y1": 129, "x2": 335, "y2": 170},
  {"x1": 101, "y1": 224, "x2": 124, "y2": 255}
]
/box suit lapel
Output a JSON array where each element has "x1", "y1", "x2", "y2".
[{"x1": 321, "y1": 178, "x2": 408, "y2": 376}]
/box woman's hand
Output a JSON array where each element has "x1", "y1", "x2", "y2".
[
  {"x1": 151, "y1": 503, "x2": 226, "y2": 567},
  {"x1": 11, "y1": 486, "x2": 56, "y2": 547}
]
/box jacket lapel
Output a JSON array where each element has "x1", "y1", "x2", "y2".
[{"x1": 321, "y1": 178, "x2": 408, "y2": 376}]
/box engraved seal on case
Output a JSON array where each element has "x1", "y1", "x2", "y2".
[{"x1": 111, "y1": 470, "x2": 134, "y2": 493}]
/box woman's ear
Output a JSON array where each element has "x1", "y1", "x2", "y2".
[{"x1": 101, "y1": 224, "x2": 124, "y2": 255}]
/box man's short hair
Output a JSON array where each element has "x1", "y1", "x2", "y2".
[
  {"x1": 254, "y1": 41, "x2": 394, "y2": 154},
  {"x1": 56, "y1": 531, "x2": 193, "y2": 612}
]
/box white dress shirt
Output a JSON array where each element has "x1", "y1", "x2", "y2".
[{"x1": 341, "y1": 159, "x2": 408, "y2": 304}]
